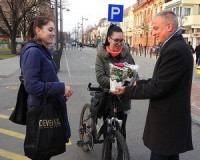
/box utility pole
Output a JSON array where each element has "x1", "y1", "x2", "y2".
[
  {"x1": 81, "y1": 16, "x2": 88, "y2": 45},
  {"x1": 55, "y1": 0, "x2": 58, "y2": 51},
  {"x1": 60, "y1": 0, "x2": 63, "y2": 52}
]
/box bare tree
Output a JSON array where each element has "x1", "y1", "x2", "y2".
[
  {"x1": 0, "y1": 0, "x2": 52, "y2": 54},
  {"x1": 18, "y1": 2, "x2": 54, "y2": 41}
]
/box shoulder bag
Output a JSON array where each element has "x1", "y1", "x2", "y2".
[
  {"x1": 9, "y1": 75, "x2": 28, "y2": 125},
  {"x1": 24, "y1": 96, "x2": 66, "y2": 159}
]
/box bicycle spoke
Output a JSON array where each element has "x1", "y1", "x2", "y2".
[{"x1": 78, "y1": 104, "x2": 95, "y2": 152}]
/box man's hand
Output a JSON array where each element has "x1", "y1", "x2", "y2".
[{"x1": 112, "y1": 86, "x2": 125, "y2": 95}]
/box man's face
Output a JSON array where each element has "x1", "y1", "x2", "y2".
[{"x1": 152, "y1": 16, "x2": 171, "y2": 44}]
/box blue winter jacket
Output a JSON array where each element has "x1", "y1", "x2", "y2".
[{"x1": 20, "y1": 42, "x2": 71, "y2": 141}]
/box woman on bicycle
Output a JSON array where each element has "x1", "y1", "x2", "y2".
[{"x1": 95, "y1": 24, "x2": 136, "y2": 138}]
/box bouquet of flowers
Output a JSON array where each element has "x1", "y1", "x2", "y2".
[{"x1": 110, "y1": 62, "x2": 139, "y2": 92}]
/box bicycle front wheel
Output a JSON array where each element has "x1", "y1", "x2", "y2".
[
  {"x1": 79, "y1": 103, "x2": 95, "y2": 152},
  {"x1": 102, "y1": 130, "x2": 130, "y2": 160}
]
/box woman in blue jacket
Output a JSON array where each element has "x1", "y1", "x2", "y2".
[{"x1": 20, "y1": 16, "x2": 73, "y2": 160}]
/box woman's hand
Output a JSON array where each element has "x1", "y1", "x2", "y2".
[
  {"x1": 64, "y1": 86, "x2": 73, "y2": 98},
  {"x1": 112, "y1": 86, "x2": 125, "y2": 95}
]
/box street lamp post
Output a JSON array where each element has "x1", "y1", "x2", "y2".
[
  {"x1": 60, "y1": 0, "x2": 63, "y2": 51},
  {"x1": 81, "y1": 16, "x2": 88, "y2": 45},
  {"x1": 55, "y1": 0, "x2": 59, "y2": 51},
  {"x1": 59, "y1": 0, "x2": 70, "y2": 52},
  {"x1": 77, "y1": 22, "x2": 82, "y2": 42},
  {"x1": 53, "y1": 0, "x2": 70, "y2": 71}
]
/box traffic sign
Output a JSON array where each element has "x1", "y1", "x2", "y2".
[{"x1": 108, "y1": 4, "x2": 124, "y2": 22}]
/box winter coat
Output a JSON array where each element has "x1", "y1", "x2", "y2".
[
  {"x1": 195, "y1": 45, "x2": 200, "y2": 65},
  {"x1": 95, "y1": 43, "x2": 135, "y2": 112},
  {"x1": 124, "y1": 33, "x2": 193, "y2": 155},
  {"x1": 20, "y1": 42, "x2": 71, "y2": 142}
]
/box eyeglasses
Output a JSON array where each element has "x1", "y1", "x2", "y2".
[{"x1": 110, "y1": 37, "x2": 124, "y2": 43}]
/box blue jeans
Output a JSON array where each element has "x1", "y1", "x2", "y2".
[{"x1": 150, "y1": 152, "x2": 179, "y2": 160}]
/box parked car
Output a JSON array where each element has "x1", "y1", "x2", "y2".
[
  {"x1": 71, "y1": 42, "x2": 76, "y2": 46},
  {"x1": 151, "y1": 45, "x2": 160, "y2": 54}
]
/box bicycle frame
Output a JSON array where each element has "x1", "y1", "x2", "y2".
[
  {"x1": 77, "y1": 83, "x2": 130, "y2": 160},
  {"x1": 92, "y1": 90, "x2": 125, "y2": 143},
  {"x1": 78, "y1": 83, "x2": 126, "y2": 147}
]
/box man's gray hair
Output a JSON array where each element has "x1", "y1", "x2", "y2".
[{"x1": 154, "y1": 10, "x2": 178, "y2": 28}]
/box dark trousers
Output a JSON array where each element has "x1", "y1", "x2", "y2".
[
  {"x1": 150, "y1": 152, "x2": 179, "y2": 160},
  {"x1": 32, "y1": 157, "x2": 50, "y2": 160},
  {"x1": 196, "y1": 54, "x2": 199, "y2": 64},
  {"x1": 33, "y1": 159, "x2": 50, "y2": 160}
]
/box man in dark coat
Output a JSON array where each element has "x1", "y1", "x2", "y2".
[
  {"x1": 188, "y1": 41, "x2": 195, "y2": 54},
  {"x1": 195, "y1": 43, "x2": 200, "y2": 65},
  {"x1": 113, "y1": 10, "x2": 193, "y2": 160}
]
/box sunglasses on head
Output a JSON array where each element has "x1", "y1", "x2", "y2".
[{"x1": 110, "y1": 37, "x2": 124, "y2": 43}]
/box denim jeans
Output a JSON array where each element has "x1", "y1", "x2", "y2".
[{"x1": 150, "y1": 152, "x2": 179, "y2": 160}]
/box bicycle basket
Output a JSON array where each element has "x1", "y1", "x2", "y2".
[{"x1": 90, "y1": 92, "x2": 106, "y2": 118}]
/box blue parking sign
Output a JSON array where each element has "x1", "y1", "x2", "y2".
[{"x1": 108, "y1": 4, "x2": 124, "y2": 22}]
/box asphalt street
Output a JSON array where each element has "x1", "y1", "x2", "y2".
[{"x1": 0, "y1": 47, "x2": 200, "y2": 160}]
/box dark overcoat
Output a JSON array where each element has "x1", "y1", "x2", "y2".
[
  {"x1": 95, "y1": 43, "x2": 135, "y2": 112},
  {"x1": 195, "y1": 45, "x2": 200, "y2": 64},
  {"x1": 125, "y1": 34, "x2": 193, "y2": 155}
]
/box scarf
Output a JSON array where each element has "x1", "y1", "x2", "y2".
[{"x1": 106, "y1": 46, "x2": 122, "y2": 57}]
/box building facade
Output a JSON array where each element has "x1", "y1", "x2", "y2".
[
  {"x1": 164, "y1": 0, "x2": 200, "y2": 47},
  {"x1": 121, "y1": 6, "x2": 134, "y2": 46},
  {"x1": 132, "y1": 0, "x2": 165, "y2": 48}
]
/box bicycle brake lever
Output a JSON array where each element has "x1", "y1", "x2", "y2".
[{"x1": 88, "y1": 82, "x2": 92, "y2": 90}]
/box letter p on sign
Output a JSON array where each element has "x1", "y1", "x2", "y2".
[{"x1": 108, "y1": 4, "x2": 124, "y2": 22}]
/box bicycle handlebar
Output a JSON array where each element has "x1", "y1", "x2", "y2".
[
  {"x1": 87, "y1": 82, "x2": 110, "y2": 93},
  {"x1": 88, "y1": 83, "x2": 125, "y2": 113}
]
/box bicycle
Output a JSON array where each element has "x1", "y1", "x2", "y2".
[{"x1": 77, "y1": 83, "x2": 130, "y2": 160}]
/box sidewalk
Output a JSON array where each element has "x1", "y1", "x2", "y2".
[
  {"x1": 191, "y1": 83, "x2": 200, "y2": 124},
  {"x1": 0, "y1": 53, "x2": 200, "y2": 124},
  {"x1": 0, "y1": 55, "x2": 20, "y2": 78}
]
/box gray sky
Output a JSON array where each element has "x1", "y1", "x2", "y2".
[{"x1": 62, "y1": 0, "x2": 136, "y2": 32}]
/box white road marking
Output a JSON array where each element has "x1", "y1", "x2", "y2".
[{"x1": 64, "y1": 52, "x2": 71, "y2": 78}]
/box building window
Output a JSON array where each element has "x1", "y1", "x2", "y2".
[
  {"x1": 199, "y1": 5, "x2": 200, "y2": 14},
  {"x1": 183, "y1": 8, "x2": 191, "y2": 16},
  {"x1": 172, "y1": 7, "x2": 180, "y2": 16}
]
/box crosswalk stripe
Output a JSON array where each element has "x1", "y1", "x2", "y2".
[
  {"x1": 0, "y1": 127, "x2": 73, "y2": 145},
  {"x1": 0, "y1": 114, "x2": 73, "y2": 145},
  {"x1": 0, "y1": 128, "x2": 25, "y2": 139},
  {"x1": 0, "y1": 149, "x2": 30, "y2": 160},
  {"x1": 0, "y1": 114, "x2": 9, "y2": 119}
]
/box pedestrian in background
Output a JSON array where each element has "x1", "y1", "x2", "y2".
[
  {"x1": 188, "y1": 41, "x2": 195, "y2": 54},
  {"x1": 113, "y1": 10, "x2": 193, "y2": 160},
  {"x1": 195, "y1": 43, "x2": 200, "y2": 65},
  {"x1": 95, "y1": 24, "x2": 136, "y2": 139},
  {"x1": 125, "y1": 42, "x2": 131, "y2": 52},
  {"x1": 79, "y1": 42, "x2": 83, "y2": 51},
  {"x1": 20, "y1": 16, "x2": 73, "y2": 160}
]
